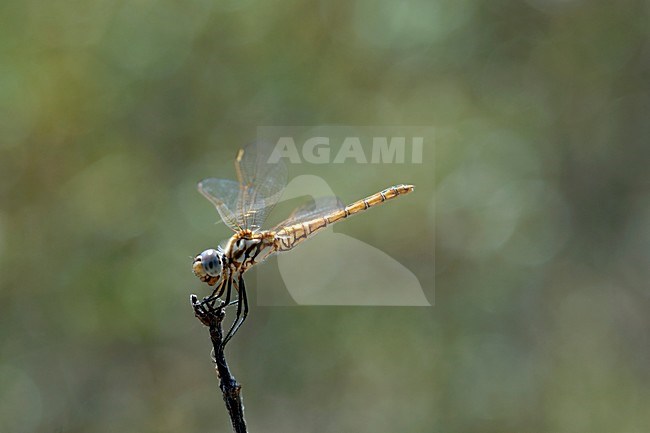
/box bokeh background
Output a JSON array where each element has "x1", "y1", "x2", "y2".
[{"x1": 1, "y1": 0, "x2": 649, "y2": 432}]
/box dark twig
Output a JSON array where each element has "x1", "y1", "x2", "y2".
[{"x1": 191, "y1": 295, "x2": 248, "y2": 433}]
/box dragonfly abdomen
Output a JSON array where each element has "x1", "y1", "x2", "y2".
[
  {"x1": 330, "y1": 184, "x2": 414, "y2": 223},
  {"x1": 274, "y1": 184, "x2": 414, "y2": 252}
]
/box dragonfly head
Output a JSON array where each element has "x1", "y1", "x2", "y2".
[{"x1": 193, "y1": 247, "x2": 224, "y2": 286}]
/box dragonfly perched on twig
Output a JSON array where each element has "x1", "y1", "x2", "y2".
[{"x1": 192, "y1": 141, "x2": 414, "y2": 346}]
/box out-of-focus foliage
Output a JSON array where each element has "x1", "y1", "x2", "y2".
[{"x1": 1, "y1": 0, "x2": 649, "y2": 432}]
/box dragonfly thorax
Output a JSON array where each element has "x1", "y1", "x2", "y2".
[{"x1": 226, "y1": 230, "x2": 276, "y2": 272}]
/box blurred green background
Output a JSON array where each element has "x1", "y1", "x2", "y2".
[{"x1": 1, "y1": 0, "x2": 649, "y2": 432}]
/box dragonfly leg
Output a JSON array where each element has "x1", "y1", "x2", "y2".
[
  {"x1": 223, "y1": 274, "x2": 249, "y2": 346},
  {"x1": 233, "y1": 275, "x2": 248, "y2": 335},
  {"x1": 215, "y1": 276, "x2": 227, "y2": 298},
  {"x1": 222, "y1": 276, "x2": 234, "y2": 311},
  {"x1": 223, "y1": 284, "x2": 243, "y2": 346},
  {"x1": 201, "y1": 278, "x2": 228, "y2": 307}
]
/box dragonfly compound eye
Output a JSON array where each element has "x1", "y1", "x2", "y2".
[{"x1": 196, "y1": 248, "x2": 223, "y2": 277}]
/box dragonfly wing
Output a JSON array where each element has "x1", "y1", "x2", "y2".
[
  {"x1": 235, "y1": 141, "x2": 288, "y2": 231},
  {"x1": 197, "y1": 178, "x2": 243, "y2": 232}
]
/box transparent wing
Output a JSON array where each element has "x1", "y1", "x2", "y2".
[
  {"x1": 197, "y1": 178, "x2": 243, "y2": 232},
  {"x1": 273, "y1": 196, "x2": 344, "y2": 232},
  {"x1": 235, "y1": 141, "x2": 288, "y2": 231}
]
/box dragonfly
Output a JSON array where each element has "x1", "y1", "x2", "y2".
[{"x1": 191, "y1": 141, "x2": 414, "y2": 346}]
